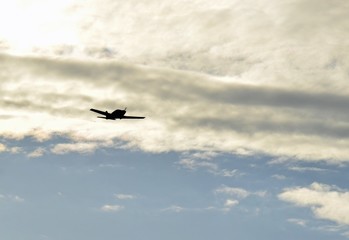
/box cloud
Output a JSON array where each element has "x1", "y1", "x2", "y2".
[
  {"x1": 279, "y1": 182, "x2": 349, "y2": 226},
  {"x1": 1, "y1": 0, "x2": 349, "y2": 87},
  {"x1": 224, "y1": 199, "x2": 239, "y2": 208},
  {"x1": 1, "y1": 0, "x2": 349, "y2": 163},
  {"x1": 288, "y1": 166, "x2": 330, "y2": 172},
  {"x1": 178, "y1": 153, "x2": 242, "y2": 177},
  {"x1": 12, "y1": 195, "x2": 24, "y2": 202},
  {"x1": 0, "y1": 143, "x2": 22, "y2": 154},
  {"x1": 0, "y1": 194, "x2": 24, "y2": 203},
  {"x1": 114, "y1": 194, "x2": 136, "y2": 200},
  {"x1": 100, "y1": 204, "x2": 124, "y2": 212},
  {"x1": 287, "y1": 218, "x2": 307, "y2": 227},
  {"x1": 161, "y1": 205, "x2": 185, "y2": 213},
  {"x1": 0, "y1": 143, "x2": 6, "y2": 152},
  {"x1": 215, "y1": 185, "x2": 266, "y2": 198},
  {"x1": 272, "y1": 174, "x2": 287, "y2": 180},
  {"x1": 51, "y1": 142, "x2": 100, "y2": 155},
  {"x1": 342, "y1": 231, "x2": 349, "y2": 238},
  {"x1": 2, "y1": 53, "x2": 349, "y2": 163},
  {"x1": 215, "y1": 186, "x2": 250, "y2": 199},
  {"x1": 178, "y1": 158, "x2": 218, "y2": 171},
  {"x1": 214, "y1": 185, "x2": 266, "y2": 212},
  {"x1": 28, "y1": 147, "x2": 46, "y2": 158}
]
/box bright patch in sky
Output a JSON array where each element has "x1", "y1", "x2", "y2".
[{"x1": 1, "y1": 0, "x2": 349, "y2": 239}]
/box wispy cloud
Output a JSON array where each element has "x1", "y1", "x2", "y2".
[
  {"x1": 27, "y1": 147, "x2": 46, "y2": 158},
  {"x1": 161, "y1": 205, "x2": 185, "y2": 213},
  {"x1": 215, "y1": 186, "x2": 267, "y2": 199},
  {"x1": 0, "y1": 143, "x2": 6, "y2": 152},
  {"x1": 272, "y1": 174, "x2": 287, "y2": 180},
  {"x1": 50, "y1": 140, "x2": 115, "y2": 155},
  {"x1": 224, "y1": 199, "x2": 239, "y2": 208},
  {"x1": 179, "y1": 158, "x2": 218, "y2": 171},
  {"x1": 178, "y1": 152, "x2": 243, "y2": 177},
  {"x1": 0, "y1": 143, "x2": 22, "y2": 154},
  {"x1": 288, "y1": 166, "x2": 330, "y2": 172},
  {"x1": 215, "y1": 186, "x2": 251, "y2": 199},
  {"x1": 0, "y1": 194, "x2": 25, "y2": 203},
  {"x1": 100, "y1": 204, "x2": 124, "y2": 213},
  {"x1": 287, "y1": 218, "x2": 308, "y2": 227},
  {"x1": 114, "y1": 194, "x2": 136, "y2": 200},
  {"x1": 214, "y1": 185, "x2": 266, "y2": 212},
  {"x1": 51, "y1": 142, "x2": 99, "y2": 155}
]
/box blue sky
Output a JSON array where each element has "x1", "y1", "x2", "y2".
[
  {"x1": 1, "y1": 137, "x2": 349, "y2": 239},
  {"x1": 1, "y1": 0, "x2": 349, "y2": 239}
]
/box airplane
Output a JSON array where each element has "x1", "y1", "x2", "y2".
[{"x1": 90, "y1": 108, "x2": 145, "y2": 120}]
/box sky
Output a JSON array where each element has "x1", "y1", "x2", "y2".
[{"x1": 1, "y1": 0, "x2": 349, "y2": 239}]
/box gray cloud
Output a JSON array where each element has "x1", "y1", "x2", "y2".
[{"x1": 1, "y1": 53, "x2": 349, "y2": 162}]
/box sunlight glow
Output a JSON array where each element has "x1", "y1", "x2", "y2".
[{"x1": 0, "y1": 1, "x2": 79, "y2": 54}]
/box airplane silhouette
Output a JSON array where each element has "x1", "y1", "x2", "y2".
[{"x1": 90, "y1": 108, "x2": 145, "y2": 120}]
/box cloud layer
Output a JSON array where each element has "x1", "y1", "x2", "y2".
[
  {"x1": 1, "y1": 0, "x2": 349, "y2": 163},
  {"x1": 1, "y1": 53, "x2": 349, "y2": 163},
  {"x1": 2, "y1": 0, "x2": 349, "y2": 81}
]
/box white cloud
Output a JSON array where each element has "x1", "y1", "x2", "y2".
[
  {"x1": 218, "y1": 198, "x2": 240, "y2": 213},
  {"x1": 287, "y1": 218, "x2": 307, "y2": 227},
  {"x1": 0, "y1": 143, "x2": 22, "y2": 154},
  {"x1": 178, "y1": 158, "x2": 218, "y2": 171},
  {"x1": 224, "y1": 199, "x2": 239, "y2": 208},
  {"x1": 215, "y1": 186, "x2": 250, "y2": 199},
  {"x1": 100, "y1": 204, "x2": 124, "y2": 212},
  {"x1": 218, "y1": 169, "x2": 242, "y2": 178},
  {"x1": 214, "y1": 185, "x2": 266, "y2": 212},
  {"x1": 114, "y1": 194, "x2": 135, "y2": 200},
  {"x1": 28, "y1": 147, "x2": 46, "y2": 158},
  {"x1": 99, "y1": 163, "x2": 120, "y2": 168},
  {"x1": 288, "y1": 166, "x2": 330, "y2": 172},
  {"x1": 0, "y1": 143, "x2": 6, "y2": 152},
  {"x1": 161, "y1": 205, "x2": 185, "y2": 213},
  {"x1": 0, "y1": 194, "x2": 25, "y2": 203},
  {"x1": 1, "y1": 0, "x2": 348, "y2": 90},
  {"x1": 279, "y1": 182, "x2": 349, "y2": 226},
  {"x1": 178, "y1": 153, "x2": 242, "y2": 177},
  {"x1": 9, "y1": 147, "x2": 22, "y2": 154},
  {"x1": 272, "y1": 174, "x2": 287, "y2": 180},
  {"x1": 51, "y1": 142, "x2": 99, "y2": 155}
]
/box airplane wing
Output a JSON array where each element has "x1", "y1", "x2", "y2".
[
  {"x1": 122, "y1": 116, "x2": 145, "y2": 119},
  {"x1": 90, "y1": 108, "x2": 107, "y2": 116}
]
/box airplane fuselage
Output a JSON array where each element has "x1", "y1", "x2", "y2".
[
  {"x1": 105, "y1": 109, "x2": 126, "y2": 120},
  {"x1": 90, "y1": 108, "x2": 145, "y2": 120}
]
